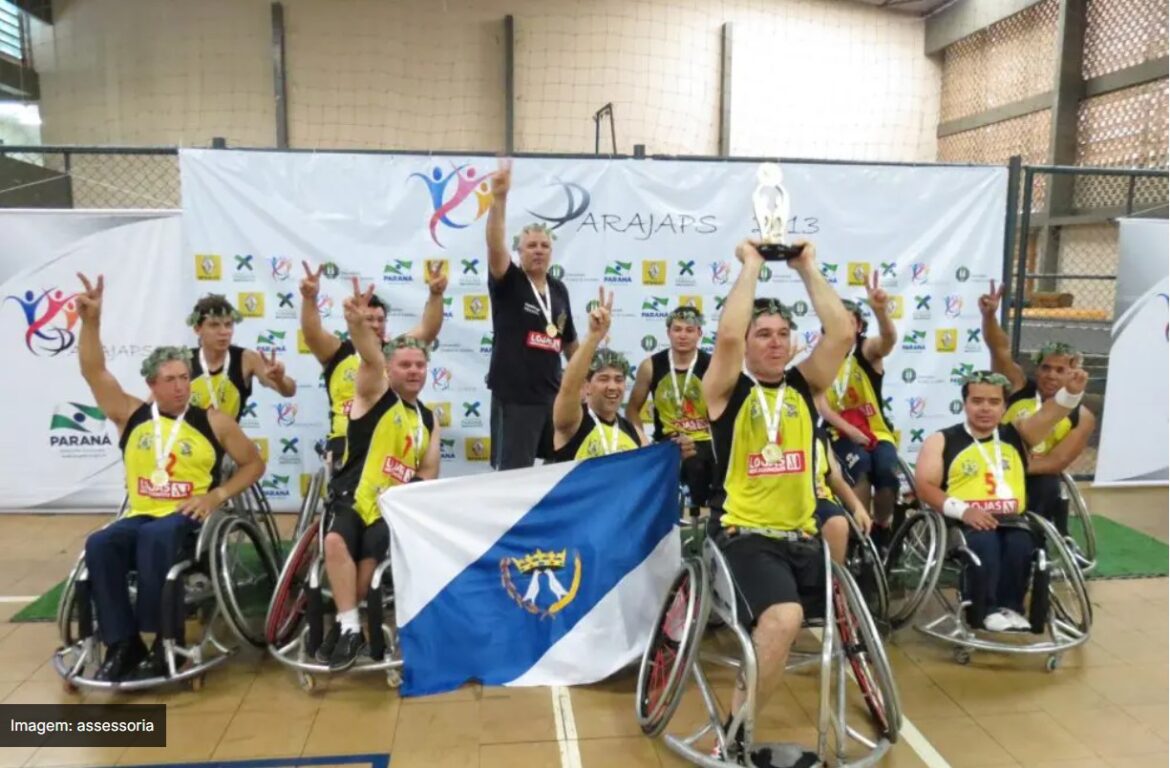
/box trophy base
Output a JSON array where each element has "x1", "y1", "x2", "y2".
[{"x1": 758, "y1": 242, "x2": 803, "y2": 261}]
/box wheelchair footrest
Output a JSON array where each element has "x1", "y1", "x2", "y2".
[{"x1": 745, "y1": 743, "x2": 822, "y2": 768}]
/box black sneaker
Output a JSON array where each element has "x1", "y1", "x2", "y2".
[
  {"x1": 315, "y1": 623, "x2": 341, "y2": 663},
  {"x1": 95, "y1": 636, "x2": 147, "y2": 682},
  {"x1": 328, "y1": 629, "x2": 364, "y2": 672},
  {"x1": 132, "y1": 638, "x2": 168, "y2": 680}
]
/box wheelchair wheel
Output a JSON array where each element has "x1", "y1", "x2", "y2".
[
  {"x1": 884, "y1": 512, "x2": 945, "y2": 630},
  {"x1": 1029, "y1": 513, "x2": 1093, "y2": 635},
  {"x1": 635, "y1": 557, "x2": 709, "y2": 737},
  {"x1": 210, "y1": 515, "x2": 279, "y2": 647},
  {"x1": 1060, "y1": 473, "x2": 1097, "y2": 572},
  {"x1": 265, "y1": 526, "x2": 320, "y2": 646},
  {"x1": 846, "y1": 514, "x2": 889, "y2": 627},
  {"x1": 57, "y1": 555, "x2": 88, "y2": 647},
  {"x1": 294, "y1": 468, "x2": 326, "y2": 541},
  {"x1": 832, "y1": 562, "x2": 901, "y2": 741},
  {"x1": 249, "y1": 484, "x2": 284, "y2": 563}
]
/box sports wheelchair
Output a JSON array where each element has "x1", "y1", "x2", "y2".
[
  {"x1": 265, "y1": 464, "x2": 402, "y2": 692},
  {"x1": 883, "y1": 506, "x2": 1092, "y2": 671},
  {"x1": 1057, "y1": 471, "x2": 1096, "y2": 573},
  {"x1": 53, "y1": 495, "x2": 279, "y2": 692},
  {"x1": 637, "y1": 531, "x2": 901, "y2": 767}
]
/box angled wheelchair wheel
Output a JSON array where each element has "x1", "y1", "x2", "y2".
[
  {"x1": 294, "y1": 468, "x2": 327, "y2": 541},
  {"x1": 1060, "y1": 473, "x2": 1097, "y2": 573},
  {"x1": 846, "y1": 514, "x2": 889, "y2": 628},
  {"x1": 635, "y1": 557, "x2": 709, "y2": 737},
  {"x1": 1028, "y1": 512, "x2": 1093, "y2": 635},
  {"x1": 266, "y1": 526, "x2": 320, "y2": 647},
  {"x1": 211, "y1": 515, "x2": 279, "y2": 647},
  {"x1": 884, "y1": 511, "x2": 946, "y2": 630},
  {"x1": 57, "y1": 555, "x2": 89, "y2": 647},
  {"x1": 833, "y1": 562, "x2": 901, "y2": 742}
]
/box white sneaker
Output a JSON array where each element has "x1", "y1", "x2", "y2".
[
  {"x1": 1002, "y1": 609, "x2": 1031, "y2": 631},
  {"x1": 983, "y1": 610, "x2": 1013, "y2": 632}
]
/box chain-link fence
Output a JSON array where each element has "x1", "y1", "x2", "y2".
[
  {"x1": 0, "y1": 147, "x2": 179, "y2": 209},
  {"x1": 1007, "y1": 164, "x2": 1170, "y2": 477}
]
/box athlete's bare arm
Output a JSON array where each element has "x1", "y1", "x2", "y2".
[
  {"x1": 344, "y1": 279, "x2": 390, "y2": 418},
  {"x1": 75, "y1": 273, "x2": 141, "y2": 431}
]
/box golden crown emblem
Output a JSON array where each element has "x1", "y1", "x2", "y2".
[{"x1": 513, "y1": 548, "x2": 567, "y2": 574}]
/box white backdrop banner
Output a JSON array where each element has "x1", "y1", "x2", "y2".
[
  {"x1": 0, "y1": 210, "x2": 186, "y2": 510},
  {"x1": 180, "y1": 150, "x2": 1006, "y2": 512},
  {"x1": 1095, "y1": 218, "x2": 1169, "y2": 486}
]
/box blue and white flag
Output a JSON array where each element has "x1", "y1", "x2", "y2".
[{"x1": 380, "y1": 442, "x2": 682, "y2": 696}]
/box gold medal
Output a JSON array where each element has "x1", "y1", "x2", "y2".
[
  {"x1": 762, "y1": 443, "x2": 784, "y2": 464},
  {"x1": 546, "y1": 323, "x2": 559, "y2": 338},
  {"x1": 150, "y1": 469, "x2": 169, "y2": 488}
]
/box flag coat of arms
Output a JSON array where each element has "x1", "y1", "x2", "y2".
[{"x1": 380, "y1": 442, "x2": 681, "y2": 696}]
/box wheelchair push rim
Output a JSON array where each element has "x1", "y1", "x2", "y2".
[
  {"x1": 635, "y1": 557, "x2": 709, "y2": 737},
  {"x1": 884, "y1": 512, "x2": 945, "y2": 630},
  {"x1": 266, "y1": 525, "x2": 320, "y2": 647},
  {"x1": 832, "y1": 562, "x2": 902, "y2": 742},
  {"x1": 211, "y1": 515, "x2": 279, "y2": 648}
]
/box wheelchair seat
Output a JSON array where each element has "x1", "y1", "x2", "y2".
[
  {"x1": 883, "y1": 508, "x2": 1092, "y2": 670},
  {"x1": 637, "y1": 529, "x2": 901, "y2": 767},
  {"x1": 53, "y1": 500, "x2": 278, "y2": 692},
  {"x1": 264, "y1": 498, "x2": 402, "y2": 692}
]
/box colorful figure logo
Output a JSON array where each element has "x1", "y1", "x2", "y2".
[
  {"x1": 7, "y1": 287, "x2": 80, "y2": 356},
  {"x1": 410, "y1": 163, "x2": 495, "y2": 247}
]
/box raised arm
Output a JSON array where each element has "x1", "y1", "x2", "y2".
[
  {"x1": 486, "y1": 158, "x2": 512, "y2": 281},
  {"x1": 703, "y1": 241, "x2": 760, "y2": 420},
  {"x1": 625, "y1": 358, "x2": 653, "y2": 444},
  {"x1": 980, "y1": 280, "x2": 1026, "y2": 392},
  {"x1": 405, "y1": 272, "x2": 447, "y2": 344},
  {"x1": 75, "y1": 274, "x2": 140, "y2": 430},
  {"x1": 246, "y1": 348, "x2": 297, "y2": 397},
  {"x1": 299, "y1": 261, "x2": 342, "y2": 365},
  {"x1": 861, "y1": 270, "x2": 896, "y2": 363},
  {"x1": 794, "y1": 244, "x2": 852, "y2": 392},
  {"x1": 552, "y1": 287, "x2": 612, "y2": 442},
  {"x1": 1015, "y1": 368, "x2": 1088, "y2": 449},
  {"x1": 1027, "y1": 406, "x2": 1095, "y2": 475},
  {"x1": 344, "y1": 279, "x2": 389, "y2": 408}
]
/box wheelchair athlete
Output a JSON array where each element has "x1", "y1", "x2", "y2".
[
  {"x1": 299, "y1": 260, "x2": 445, "y2": 475},
  {"x1": 914, "y1": 368, "x2": 1088, "y2": 632},
  {"x1": 550, "y1": 287, "x2": 650, "y2": 462},
  {"x1": 701, "y1": 239, "x2": 854, "y2": 766},
  {"x1": 317, "y1": 280, "x2": 440, "y2": 671},
  {"x1": 74, "y1": 274, "x2": 264, "y2": 682},
  {"x1": 814, "y1": 273, "x2": 899, "y2": 549},
  {"x1": 812, "y1": 428, "x2": 872, "y2": 565},
  {"x1": 626, "y1": 304, "x2": 714, "y2": 509},
  {"x1": 980, "y1": 282, "x2": 1096, "y2": 535}
]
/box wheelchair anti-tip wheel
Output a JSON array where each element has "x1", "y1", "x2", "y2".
[{"x1": 635, "y1": 557, "x2": 710, "y2": 737}]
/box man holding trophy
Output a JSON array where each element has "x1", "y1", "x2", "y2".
[{"x1": 702, "y1": 164, "x2": 853, "y2": 766}]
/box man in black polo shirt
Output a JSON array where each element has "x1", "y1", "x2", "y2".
[{"x1": 485, "y1": 159, "x2": 579, "y2": 469}]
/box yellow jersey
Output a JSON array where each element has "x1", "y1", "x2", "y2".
[
  {"x1": 1002, "y1": 379, "x2": 1080, "y2": 458},
  {"x1": 648, "y1": 349, "x2": 712, "y2": 442},
  {"x1": 550, "y1": 405, "x2": 641, "y2": 462},
  {"x1": 825, "y1": 345, "x2": 895, "y2": 445},
  {"x1": 120, "y1": 404, "x2": 223, "y2": 518},
  {"x1": 333, "y1": 388, "x2": 435, "y2": 525},
  {"x1": 189, "y1": 345, "x2": 251, "y2": 422},
  {"x1": 940, "y1": 423, "x2": 1028, "y2": 515},
  {"x1": 323, "y1": 340, "x2": 361, "y2": 442},
  {"x1": 712, "y1": 370, "x2": 819, "y2": 534}
]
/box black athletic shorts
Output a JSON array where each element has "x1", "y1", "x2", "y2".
[
  {"x1": 719, "y1": 531, "x2": 825, "y2": 628},
  {"x1": 326, "y1": 501, "x2": 389, "y2": 563}
]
